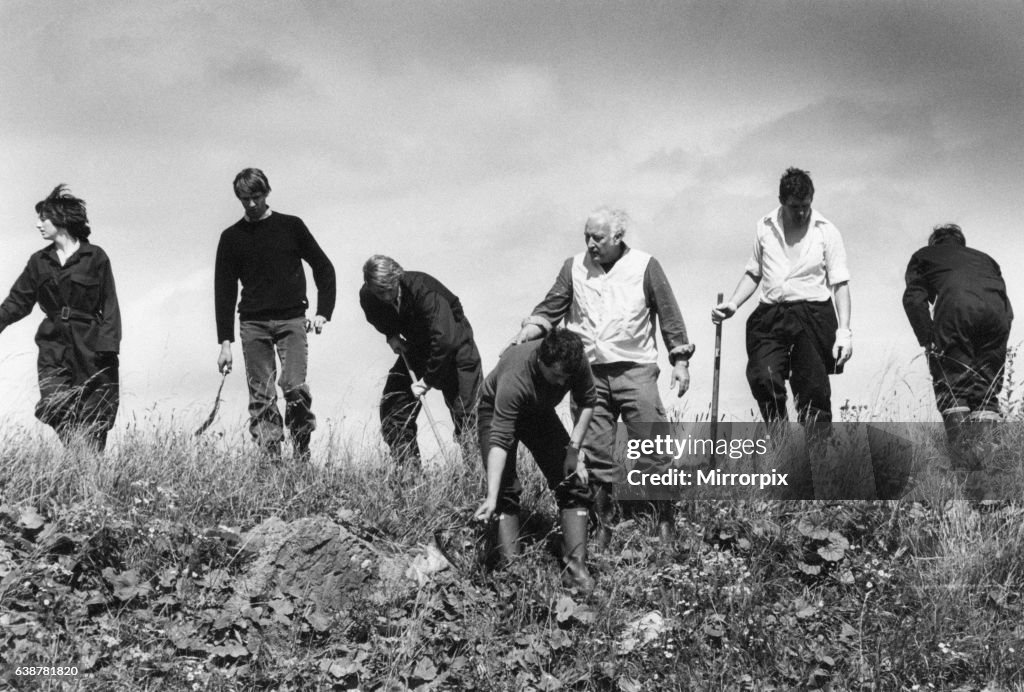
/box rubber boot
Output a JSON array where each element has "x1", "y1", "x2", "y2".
[
  {"x1": 560, "y1": 509, "x2": 596, "y2": 593},
  {"x1": 655, "y1": 501, "x2": 675, "y2": 545},
  {"x1": 293, "y1": 431, "x2": 312, "y2": 464},
  {"x1": 591, "y1": 483, "x2": 614, "y2": 552},
  {"x1": 941, "y1": 406, "x2": 970, "y2": 468},
  {"x1": 495, "y1": 513, "x2": 521, "y2": 564}
]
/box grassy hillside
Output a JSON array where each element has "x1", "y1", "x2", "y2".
[{"x1": 1, "y1": 417, "x2": 1022, "y2": 691}]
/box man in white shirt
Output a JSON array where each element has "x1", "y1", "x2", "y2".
[{"x1": 712, "y1": 168, "x2": 852, "y2": 423}]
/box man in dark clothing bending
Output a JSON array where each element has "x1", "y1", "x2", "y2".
[
  {"x1": 473, "y1": 328, "x2": 598, "y2": 591},
  {"x1": 215, "y1": 168, "x2": 336, "y2": 461},
  {"x1": 903, "y1": 223, "x2": 1013, "y2": 442},
  {"x1": 360, "y1": 255, "x2": 482, "y2": 466}
]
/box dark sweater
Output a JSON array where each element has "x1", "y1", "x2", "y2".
[
  {"x1": 214, "y1": 212, "x2": 336, "y2": 343},
  {"x1": 479, "y1": 341, "x2": 598, "y2": 453}
]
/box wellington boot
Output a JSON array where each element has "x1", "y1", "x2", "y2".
[
  {"x1": 941, "y1": 406, "x2": 970, "y2": 463},
  {"x1": 655, "y1": 501, "x2": 676, "y2": 545},
  {"x1": 495, "y1": 513, "x2": 521, "y2": 564},
  {"x1": 591, "y1": 483, "x2": 614, "y2": 552},
  {"x1": 560, "y1": 509, "x2": 595, "y2": 593}
]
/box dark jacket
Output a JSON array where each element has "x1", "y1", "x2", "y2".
[
  {"x1": 0, "y1": 242, "x2": 121, "y2": 382},
  {"x1": 214, "y1": 212, "x2": 336, "y2": 343},
  {"x1": 360, "y1": 271, "x2": 476, "y2": 388},
  {"x1": 902, "y1": 240, "x2": 1013, "y2": 348}
]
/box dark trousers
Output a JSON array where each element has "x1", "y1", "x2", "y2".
[
  {"x1": 745, "y1": 300, "x2": 839, "y2": 423},
  {"x1": 477, "y1": 405, "x2": 593, "y2": 515},
  {"x1": 34, "y1": 319, "x2": 119, "y2": 451},
  {"x1": 380, "y1": 340, "x2": 482, "y2": 463},
  {"x1": 929, "y1": 305, "x2": 1012, "y2": 413},
  {"x1": 239, "y1": 318, "x2": 315, "y2": 448}
]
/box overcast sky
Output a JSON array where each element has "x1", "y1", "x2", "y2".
[{"x1": 1, "y1": 1, "x2": 1021, "y2": 451}]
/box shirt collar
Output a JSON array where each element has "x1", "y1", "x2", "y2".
[{"x1": 244, "y1": 208, "x2": 273, "y2": 223}]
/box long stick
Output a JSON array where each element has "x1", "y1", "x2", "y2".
[
  {"x1": 711, "y1": 292, "x2": 724, "y2": 445},
  {"x1": 399, "y1": 352, "x2": 447, "y2": 456},
  {"x1": 194, "y1": 372, "x2": 228, "y2": 437}
]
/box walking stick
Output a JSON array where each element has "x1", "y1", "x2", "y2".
[
  {"x1": 195, "y1": 371, "x2": 228, "y2": 437},
  {"x1": 399, "y1": 352, "x2": 447, "y2": 455},
  {"x1": 711, "y1": 292, "x2": 724, "y2": 447}
]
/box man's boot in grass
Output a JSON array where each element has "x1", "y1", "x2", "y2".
[
  {"x1": 560, "y1": 508, "x2": 596, "y2": 593},
  {"x1": 941, "y1": 406, "x2": 971, "y2": 469},
  {"x1": 655, "y1": 501, "x2": 676, "y2": 545},
  {"x1": 495, "y1": 512, "x2": 521, "y2": 564},
  {"x1": 591, "y1": 483, "x2": 614, "y2": 552},
  {"x1": 293, "y1": 431, "x2": 312, "y2": 464}
]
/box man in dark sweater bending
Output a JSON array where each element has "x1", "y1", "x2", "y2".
[{"x1": 214, "y1": 168, "x2": 336, "y2": 461}]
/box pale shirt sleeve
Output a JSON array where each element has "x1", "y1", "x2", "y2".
[
  {"x1": 821, "y1": 224, "x2": 851, "y2": 286},
  {"x1": 742, "y1": 225, "x2": 765, "y2": 280}
]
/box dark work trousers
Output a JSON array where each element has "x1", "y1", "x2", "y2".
[
  {"x1": 929, "y1": 304, "x2": 1011, "y2": 414},
  {"x1": 35, "y1": 317, "x2": 119, "y2": 451},
  {"x1": 239, "y1": 317, "x2": 315, "y2": 449},
  {"x1": 745, "y1": 300, "x2": 839, "y2": 423},
  {"x1": 380, "y1": 340, "x2": 482, "y2": 464},
  {"x1": 477, "y1": 404, "x2": 593, "y2": 515}
]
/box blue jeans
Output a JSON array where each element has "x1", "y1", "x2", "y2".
[{"x1": 240, "y1": 318, "x2": 315, "y2": 447}]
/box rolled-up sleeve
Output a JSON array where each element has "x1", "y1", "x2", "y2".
[
  {"x1": 823, "y1": 225, "x2": 851, "y2": 286},
  {"x1": 643, "y1": 258, "x2": 694, "y2": 364}
]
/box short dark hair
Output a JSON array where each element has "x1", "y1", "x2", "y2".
[
  {"x1": 779, "y1": 167, "x2": 814, "y2": 201},
  {"x1": 233, "y1": 168, "x2": 271, "y2": 197},
  {"x1": 538, "y1": 328, "x2": 586, "y2": 373},
  {"x1": 929, "y1": 223, "x2": 966, "y2": 247},
  {"x1": 35, "y1": 185, "x2": 90, "y2": 240}
]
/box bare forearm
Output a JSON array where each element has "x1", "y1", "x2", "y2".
[{"x1": 834, "y1": 282, "x2": 851, "y2": 330}]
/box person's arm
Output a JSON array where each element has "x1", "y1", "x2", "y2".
[
  {"x1": 0, "y1": 260, "x2": 39, "y2": 335},
  {"x1": 712, "y1": 272, "x2": 760, "y2": 321},
  {"x1": 901, "y1": 254, "x2": 934, "y2": 348},
  {"x1": 564, "y1": 405, "x2": 595, "y2": 483},
  {"x1": 419, "y1": 289, "x2": 461, "y2": 390},
  {"x1": 512, "y1": 258, "x2": 573, "y2": 344},
  {"x1": 214, "y1": 234, "x2": 238, "y2": 345},
  {"x1": 832, "y1": 281, "x2": 852, "y2": 366},
  {"x1": 297, "y1": 220, "x2": 336, "y2": 332},
  {"x1": 95, "y1": 252, "x2": 121, "y2": 353},
  {"x1": 644, "y1": 259, "x2": 695, "y2": 397},
  {"x1": 474, "y1": 446, "x2": 508, "y2": 522}
]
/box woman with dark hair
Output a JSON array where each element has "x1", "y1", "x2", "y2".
[{"x1": 0, "y1": 185, "x2": 121, "y2": 450}]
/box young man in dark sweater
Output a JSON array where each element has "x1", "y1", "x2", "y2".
[{"x1": 214, "y1": 168, "x2": 336, "y2": 461}]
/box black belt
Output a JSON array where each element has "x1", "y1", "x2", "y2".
[{"x1": 49, "y1": 306, "x2": 97, "y2": 322}]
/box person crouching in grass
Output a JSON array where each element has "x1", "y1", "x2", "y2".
[{"x1": 473, "y1": 329, "x2": 598, "y2": 592}]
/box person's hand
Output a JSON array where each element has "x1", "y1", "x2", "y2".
[
  {"x1": 387, "y1": 335, "x2": 407, "y2": 354},
  {"x1": 305, "y1": 315, "x2": 328, "y2": 334},
  {"x1": 833, "y1": 328, "x2": 853, "y2": 367},
  {"x1": 217, "y1": 344, "x2": 233, "y2": 375},
  {"x1": 513, "y1": 323, "x2": 543, "y2": 345},
  {"x1": 669, "y1": 360, "x2": 690, "y2": 397},
  {"x1": 711, "y1": 300, "x2": 738, "y2": 323},
  {"x1": 563, "y1": 444, "x2": 581, "y2": 478},
  {"x1": 575, "y1": 458, "x2": 589, "y2": 486},
  {"x1": 474, "y1": 497, "x2": 498, "y2": 523},
  {"x1": 411, "y1": 379, "x2": 429, "y2": 398}
]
